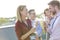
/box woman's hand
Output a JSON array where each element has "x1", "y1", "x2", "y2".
[
  {"x1": 20, "y1": 28, "x2": 36, "y2": 40},
  {"x1": 43, "y1": 21, "x2": 48, "y2": 32},
  {"x1": 21, "y1": 34, "x2": 27, "y2": 40},
  {"x1": 30, "y1": 28, "x2": 36, "y2": 34},
  {"x1": 35, "y1": 21, "x2": 38, "y2": 27}
]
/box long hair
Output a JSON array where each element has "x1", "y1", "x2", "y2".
[{"x1": 17, "y1": 5, "x2": 26, "y2": 22}]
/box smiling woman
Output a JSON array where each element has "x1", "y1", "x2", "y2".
[{"x1": 15, "y1": 5, "x2": 33, "y2": 40}]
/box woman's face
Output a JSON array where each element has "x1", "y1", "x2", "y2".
[
  {"x1": 21, "y1": 7, "x2": 28, "y2": 17},
  {"x1": 45, "y1": 11, "x2": 51, "y2": 18}
]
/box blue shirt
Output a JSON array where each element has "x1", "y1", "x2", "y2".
[{"x1": 31, "y1": 20, "x2": 42, "y2": 37}]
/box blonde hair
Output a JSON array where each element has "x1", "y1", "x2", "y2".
[{"x1": 17, "y1": 5, "x2": 26, "y2": 22}]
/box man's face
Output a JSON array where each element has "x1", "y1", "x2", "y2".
[
  {"x1": 49, "y1": 5, "x2": 56, "y2": 13},
  {"x1": 30, "y1": 11, "x2": 36, "y2": 20}
]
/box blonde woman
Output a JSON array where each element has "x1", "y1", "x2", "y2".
[{"x1": 15, "y1": 5, "x2": 37, "y2": 40}]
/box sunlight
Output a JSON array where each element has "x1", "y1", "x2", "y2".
[{"x1": 0, "y1": 0, "x2": 52, "y2": 18}]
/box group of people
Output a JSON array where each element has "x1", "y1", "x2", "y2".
[
  {"x1": 15, "y1": 0, "x2": 60, "y2": 40},
  {"x1": 44, "y1": 0, "x2": 60, "y2": 40}
]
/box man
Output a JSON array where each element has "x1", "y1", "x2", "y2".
[
  {"x1": 47, "y1": 0, "x2": 60, "y2": 40},
  {"x1": 28, "y1": 9, "x2": 42, "y2": 40}
]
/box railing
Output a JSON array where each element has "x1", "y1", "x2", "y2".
[
  {"x1": 0, "y1": 24, "x2": 18, "y2": 40},
  {"x1": 0, "y1": 24, "x2": 46, "y2": 40}
]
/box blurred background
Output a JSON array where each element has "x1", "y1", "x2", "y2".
[{"x1": 0, "y1": 0, "x2": 60, "y2": 40}]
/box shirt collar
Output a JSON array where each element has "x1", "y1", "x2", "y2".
[
  {"x1": 56, "y1": 11, "x2": 60, "y2": 16},
  {"x1": 54, "y1": 11, "x2": 60, "y2": 18}
]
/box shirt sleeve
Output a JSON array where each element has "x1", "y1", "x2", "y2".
[{"x1": 15, "y1": 22, "x2": 22, "y2": 40}]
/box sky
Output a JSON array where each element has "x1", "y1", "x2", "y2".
[{"x1": 0, "y1": 0, "x2": 53, "y2": 18}]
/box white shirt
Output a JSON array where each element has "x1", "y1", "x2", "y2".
[
  {"x1": 48, "y1": 12, "x2": 60, "y2": 40},
  {"x1": 31, "y1": 19, "x2": 42, "y2": 37}
]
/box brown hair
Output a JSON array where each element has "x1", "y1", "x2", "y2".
[
  {"x1": 48, "y1": 0, "x2": 60, "y2": 9},
  {"x1": 44, "y1": 8, "x2": 49, "y2": 14},
  {"x1": 17, "y1": 5, "x2": 26, "y2": 22},
  {"x1": 28, "y1": 9, "x2": 35, "y2": 15}
]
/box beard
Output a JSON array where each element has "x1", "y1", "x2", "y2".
[
  {"x1": 51, "y1": 9, "x2": 56, "y2": 15},
  {"x1": 53, "y1": 11, "x2": 56, "y2": 15}
]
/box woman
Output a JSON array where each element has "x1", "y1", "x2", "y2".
[
  {"x1": 44, "y1": 8, "x2": 52, "y2": 31},
  {"x1": 43, "y1": 8, "x2": 51, "y2": 40},
  {"x1": 15, "y1": 5, "x2": 36, "y2": 40},
  {"x1": 44, "y1": 8, "x2": 55, "y2": 40}
]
